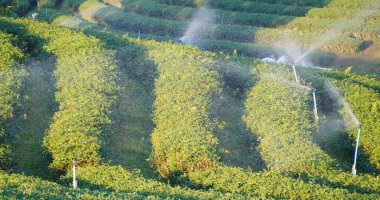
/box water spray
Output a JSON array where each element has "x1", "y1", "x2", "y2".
[
  {"x1": 180, "y1": 6, "x2": 215, "y2": 45},
  {"x1": 312, "y1": 91, "x2": 318, "y2": 122},
  {"x1": 352, "y1": 127, "x2": 361, "y2": 176}
]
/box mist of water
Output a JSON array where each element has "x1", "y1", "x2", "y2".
[
  {"x1": 180, "y1": 6, "x2": 215, "y2": 45},
  {"x1": 326, "y1": 82, "x2": 360, "y2": 129},
  {"x1": 295, "y1": 1, "x2": 380, "y2": 63}
]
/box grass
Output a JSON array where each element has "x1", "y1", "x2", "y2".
[
  {"x1": 102, "y1": 69, "x2": 157, "y2": 179},
  {"x1": 213, "y1": 87, "x2": 264, "y2": 171},
  {"x1": 6, "y1": 58, "x2": 57, "y2": 180}
]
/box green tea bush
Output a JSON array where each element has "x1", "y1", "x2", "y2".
[
  {"x1": 243, "y1": 63, "x2": 336, "y2": 174},
  {"x1": 187, "y1": 166, "x2": 379, "y2": 199},
  {"x1": 307, "y1": 7, "x2": 380, "y2": 23},
  {"x1": 0, "y1": 172, "x2": 162, "y2": 199},
  {"x1": 0, "y1": 31, "x2": 25, "y2": 169},
  {"x1": 72, "y1": 165, "x2": 250, "y2": 199},
  {"x1": 328, "y1": 0, "x2": 379, "y2": 10},
  {"x1": 132, "y1": 38, "x2": 222, "y2": 178},
  {"x1": 256, "y1": 28, "x2": 365, "y2": 55},
  {"x1": 158, "y1": 0, "x2": 311, "y2": 16},
  {"x1": 289, "y1": 17, "x2": 380, "y2": 40},
  {"x1": 246, "y1": 0, "x2": 331, "y2": 7},
  {"x1": 80, "y1": 0, "x2": 258, "y2": 43},
  {"x1": 104, "y1": 0, "x2": 294, "y2": 27},
  {"x1": 242, "y1": 64, "x2": 380, "y2": 191},
  {"x1": 320, "y1": 71, "x2": 380, "y2": 170},
  {"x1": 0, "y1": 17, "x2": 118, "y2": 171},
  {"x1": 0, "y1": 32, "x2": 23, "y2": 69},
  {"x1": 38, "y1": 0, "x2": 60, "y2": 8},
  {"x1": 56, "y1": 6, "x2": 335, "y2": 66}
]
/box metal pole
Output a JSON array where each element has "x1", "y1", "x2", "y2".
[
  {"x1": 313, "y1": 91, "x2": 318, "y2": 121},
  {"x1": 292, "y1": 65, "x2": 299, "y2": 84},
  {"x1": 73, "y1": 161, "x2": 77, "y2": 189},
  {"x1": 352, "y1": 128, "x2": 361, "y2": 176}
]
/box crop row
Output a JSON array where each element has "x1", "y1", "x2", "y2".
[
  {"x1": 306, "y1": 7, "x2": 380, "y2": 23},
  {"x1": 320, "y1": 71, "x2": 380, "y2": 171},
  {"x1": 242, "y1": 63, "x2": 380, "y2": 192},
  {"x1": 245, "y1": 0, "x2": 331, "y2": 7},
  {"x1": 131, "y1": 34, "x2": 379, "y2": 197},
  {"x1": 0, "y1": 17, "x2": 250, "y2": 199},
  {"x1": 135, "y1": 33, "x2": 379, "y2": 198},
  {"x1": 72, "y1": 165, "x2": 250, "y2": 199},
  {"x1": 328, "y1": 0, "x2": 380, "y2": 10},
  {"x1": 52, "y1": 12, "x2": 279, "y2": 59},
  {"x1": 157, "y1": 0, "x2": 311, "y2": 16},
  {"x1": 0, "y1": 0, "x2": 31, "y2": 15},
  {"x1": 53, "y1": 11, "x2": 337, "y2": 67},
  {"x1": 102, "y1": 0, "x2": 294, "y2": 27},
  {"x1": 289, "y1": 17, "x2": 380, "y2": 40},
  {"x1": 0, "y1": 31, "x2": 25, "y2": 169},
  {"x1": 139, "y1": 37, "x2": 222, "y2": 179},
  {"x1": 79, "y1": 0, "x2": 258, "y2": 43},
  {"x1": 0, "y1": 17, "x2": 119, "y2": 171},
  {"x1": 188, "y1": 166, "x2": 379, "y2": 199},
  {"x1": 62, "y1": 30, "x2": 250, "y2": 199},
  {"x1": 0, "y1": 172, "x2": 161, "y2": 199},
  {"x1": 243, "y1": 63, "x2": 335, "y2": 174},
  {"x1": 255, "y1": 28, "x2": 366, "y2": 55}
]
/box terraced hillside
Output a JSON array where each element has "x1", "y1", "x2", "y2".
[
  {"x1": 0, "y1": 0, "x2": 379, "y2": 199},
  {"x1": 31, "y1": 0, "x2": 379, "y2": 75}
]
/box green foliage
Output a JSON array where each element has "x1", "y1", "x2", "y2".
[
  {"x1": 0, "y1": 32, "x2": 23, "y2": 69},
  {"x1": 188, "y1": 166, "x2": 379, "y2": 199},
  {"x1": 289, "y1": 17, "x2": 380, "y2": 40},
  {"x1": 39, "y1": 0, "x2": 61, "y2": 8},
  {"x1": 244, "y1": 63, "x2": 335, "y2": 174},
  {"x1": 71, "y1": 165, "x2": 249, "y2": 199},
  {"x1": 320, "y1": 71, "x2": 380, "y2": 170},
  {"x1": 79, "y1": 0, "x2": 259, "y2": 43},
  {"x1": 242, "y1": 64, "x2": 380, "y2": 192},
  {"x1": 132, "y1": 38, "x2": 222, "y2": 178},
  {"x1": 105, "y1": 0, "x2": 294, "y2": 27},
  {"x1": 0, "y1": 17, "x2": 118, "y2": 171},
  {"x1": 0, "y1": 172, "x2": 163, "y2": 199},
  {"x1": 246, "y1": 0, "x2": 331, "y2": 7},
  {"x1": 256, "y1": 28, "x2": 365, "y2": 55},
  {"x1": 0, "y1": 31, "x2": 26, "y2": 169},
  {"x1": 307, "y1": 7, "x2": 380, "y2": 23},
  {"x1": 158, "y1": 0, "x2": 311, "y2": 16}
]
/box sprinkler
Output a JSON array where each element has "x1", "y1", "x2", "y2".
[
  {"x1": 73, "y1": 160, "x2": 77, "y2": 189},
  {"x1": 292, "y1": 64, "x2": 299, "y2": 84},
  {"x1": 352, "y1": 127, "x2": 361, "y2": 176},
  {"x1": 312, "y1": 91, "x2": 319, "y2": 122}
]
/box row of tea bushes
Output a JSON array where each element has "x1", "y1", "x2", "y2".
[
  {"x1": 103, "y1": 0, "x2": 294, "y2": 27},
  {"x1": 157, "y1": 0, "x2": 312, "y2": 16},
  {"x1": 0, "y1": 17, "x2": 118, "y2": 171},
  {"x1": 79, "y1": 0, "x2": 259, "y2": 43},
  {"x1": 0, "y1": 172, "x2": 159, "y2": 199},
  {"x1": 255, "y1": 28, "x2": 365, "y2": 55},
  {"x1": 134, "y1": 38, "x2": 222, "y2": 179},
  {"x1": 0, "y1": 31, "x2": 26, "y2": 169},
  {"x1": 319, "y1": 71, "x2": 380, "y2": 171}
]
